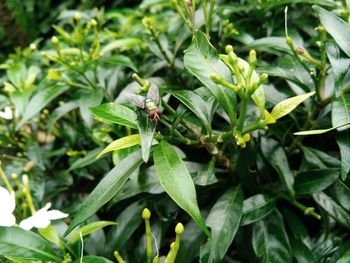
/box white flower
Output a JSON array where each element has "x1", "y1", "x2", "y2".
[
  {"x1": 19, "y1": 203, "x2": 68, "y2": 230},
  {"x1": 0, "y1": 186, "x2": 16, "y2": 227},
  {"x1": 0, "y1": 106, "x2": 13, "y2": 120}
]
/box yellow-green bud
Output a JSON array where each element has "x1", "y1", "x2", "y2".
[
  {"x1": 11, "y1": 173, "x2": 18, "y2": 180},
  {"x1": 175, "y1": 223, "x2": 184, "y2": 234},
  {"x1": 90, "y1": 19, "x2": 97, "y2": 27},
  {"x1": 286, "y1": 36, "x2": 293, "y2": 46},
  {"x1": 152, "y1": 255, "x2": 159, "y2": 263},
  {"x1": 142, "y1": 16, "x2": 155, "y2": 30},
  {"x1": 228, "y1": 52, "x2": 238, "y2": 65},
  {"x1": 51, "y1": 36, "x2": 59, "y2": 44},
  {"x1": 249, "y1": 49, "x2": 257, "y2": 65},
  {"x1": 225, "y1": 45, "x2": 234, "y2": 54},
  {"x1": 210, "y1": 73, "x2": 222, "y2": 84},
  {"x1": 74, "y1": 12, "x2": 81, "y2": 21},
  {"x1": 22, "y1": 174, "x2": 29, "y2": 186},
  {"x1": 260, "y1": 73, "x2": 268, "y2": 82},
  {"x1": 29, "y1": 43, "x2": 37, "y2": 51},
  {"x1": 142, "y1": 208, "x2": 151, "y2": 219},
  {"x1": 170, "y1": 242, "x2": 175, "y2": 250}
]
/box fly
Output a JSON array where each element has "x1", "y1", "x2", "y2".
[{"x1": 127, "y1": 85, "x2": 161, "y2": 125}]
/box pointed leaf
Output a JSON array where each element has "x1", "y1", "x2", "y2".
[
  {"x1": 16, "y1": 84, "x2": 68, "y2": 130},
  {"x1": 313, "y1": 191, "x2": 350, "y2": 230},
  {"x1": 97, "y1": 134, "x2": 141, "y2": 159},
  {"x1": 200, "y1": 187, "x2": 243, "y2": 263},
  {"x1": 0, "y1": 227, "x2": 61, "y2": 261},
  {"x1": 332, "y1": 95, "x2": 350, "y2": 131},
  {"x1": 64, "y1": 149, "x2": 144, "y2": 236},
  {"x1": 240, "y1": 194, "x2": 276, "y2": 226},
  {"x1": 67, "y1": 221, "x2": 116, "y2": 244},
  {"x1": 271, "y1": 92, "x2": 315, "y2": 120},
  {"x1": 102, "y1": 55, "x2": 138, "y2": 71},
  {"x1": 252, "y1": 211, "x2": 292, "y2": 263},
  {"x1": 295, "y1": 168, "x2": 339, "y2": 195},
  {"x1": 67, "y1": 148, "x2": 102, "y2": 172},
  {"x1": 90, "y1": 103, "x2": 137, "y2": 129},
  {"x1": 184, "y1": 31, "x2": 237, "y2": 125},
  {"x1": 137, "y1": 114, "x2": 156, "y2": 163},
  {"x1": 336, "y1": 131, "x2": 350, "y2": 180},
  {"x1": 154, "y1": 141, "x2": 210, "y2": 236},
  {"x1": 261, "y1": 137, "x2": 295, "y2": 197},
  {"x1": 313, "y1": 5, "x2": 350, "y2": 57},
  {"x1": 294, "y1": 122, "x2": 350, "y2": 135},
  {"x1": 171, "y1": 90, "x2": 212, "y2": 134}
]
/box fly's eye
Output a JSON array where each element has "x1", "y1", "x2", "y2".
[{"x1": 156, "y1": 109, "x2": 161, "y2": 117}]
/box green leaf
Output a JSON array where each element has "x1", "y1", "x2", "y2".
[
  {"x1": 240, "y1": 194, "x2": 276, "y2": 226},
  {"x1": 137, "y1": 114, "x2": 156, "y2": 163},
  {"x1": 101, "y1": 38, "x2": 143, "y2": 53},
  {"x1": 200, "y1": 187, "x2": 243, "y2": 263},
  {"x1": 332, "y1": 95, "x2": 350, "y2": 130},
  {"x1": 252, "y1": 211, "x2": 292, "y2": 263},
  {"x1": 97, "y1": 134, "x2": 141, "y2": 159},
  {"x1": 171, "y1": 90, "x2": 212, "y2": 134},
  {"x1": 302, "y1": 146, "x2": 340, "y2": 169},
  {"x1": 102, "y1": 55, "x2": 138, "y2": 72},
  {"x1": 336, "y1": 125, "x2": 350, "y2": 180},
  {"x1": 328, "y1": 179, "x2": 350, "y2": 211},
  {"x1": 16, "y1": 84, "x2": 68, "y2": 130},
  {"x1": 38, "y1": 225, "x2": 61, "y2": 248},
  {"x1": 64, "y1": 149, "x2": 144, "y2": 236},
  {"x1": 46, "y1": 100, "x2": 79, "y2": 133},
  {"x1": 336, "y1": 249, "x2": 350, "y2": 263},
  {"x1": 79, "y1": 88, "x2": 104, "y2": 127},
  {"x1": 313, "y1": 191, "x2": 350, "y2": 230},
  {"x1": 291, "y1": 238, "x2": 315, "y2": 263},
  {"x1": 106, "y1": 202, "x2": 144, "y2": 254},
  {"x1": 294, "y1": 121, "x2": 350, "y2": 135},
  {"x1": 0, "y1": 227, "x2": 61, "y2": 262},
  {"x1": 90, "y1": 103, "x2": 137, "y2": 129},
  {"x1": 154, "y1": 141, "x2": 210, "y2": 236},
  {"x1": 271, "y1": 92, "x2": 315, "y2": 120},
  {"x1": 67, "y1": 221, "x2": 116, "y2": 244},
  {"x1": 313, "y1": 5, "x2": 350, "y2": 57},
  {"x1": 184, "y1": 31, "x2": 237, "y2": 125},
  {"x1": 294, "y1": 168, "x2": 339, "y2": 195},
  {"x1": 261, "y1": 137, "x2": 295, "y2": 197},
  {"x1": 73, "y1": 256, "x2": 114, "y2": 263},
  {"x1": 67, "y1": 148, "x2": 102, "y2": 172}
]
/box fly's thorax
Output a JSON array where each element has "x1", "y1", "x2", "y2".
[{"x1": 145, "y1": 98, "x2": 158, "y2": 112}]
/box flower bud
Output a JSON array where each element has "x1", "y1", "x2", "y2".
[
  {"x1": 29, "y1": 43, "x2": 37, "y2": 51},
  {"x1": 74, "y1": 12, "x2": 81, "y2": 21},
  {"x1": 210, "y1": 73, "x2": 222, "y2": 84},
  {"x1": 286, "y1": 36, "x2": 293, "y2": 46},
  {"x1": 90, "y1": 19, "x2": 97, "y2": 27},
  {"x1": 22, "y1": 174, "x2": 29, "y2": 186},
  {"x1": 225, "y1": 45, "x2": 234, "y2": 54},
  {"x1": 175, "y1": 223, "x2": 184, "y2": 234},
  {"x1": 142, "y1": 208, "x2": 151, "y2": 220},
  {"x1": 51, "y1": 36, "x2": 59, "y2": 44},
  {"x1": 249, "y1": 49, "x2": 257, "y2": 66},
  {"x1": 11, "y1": 173, "x2": 18, "y2": 180}
]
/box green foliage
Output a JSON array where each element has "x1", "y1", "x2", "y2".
[{"x1": 1, "y1": 0, "x2": 350, "y2": 262}]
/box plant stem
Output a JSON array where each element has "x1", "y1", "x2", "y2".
[
  {"x1": 0, "y1": 162, "x2": 13, "y2": 192},
  {"x1": 236, "y1": 96, "x2": 248, "y2": 133},
  {"x1": 282, "y1": 195, "x2": 321, "y2": 220},
  {"x1": 150, "y1": 28, "x2": 172, "y2": 65}
]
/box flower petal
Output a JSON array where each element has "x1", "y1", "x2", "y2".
[
  {"x1": 45, "y1": 210, "x2": 69, "y2": 220},
  {"x1": 0, "y1": 213, "x2": 16, "y2": 227},
  {"x1": 0, "y1": 187, "x2": 15, "y2": 213}
]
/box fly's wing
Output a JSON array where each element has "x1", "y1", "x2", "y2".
[
  {"x1": 147, "y1": 85, "x2": 160, "y2": 105},
  {"x1": 126, "y1": 93, "x2": 146, "y2": 109}
]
